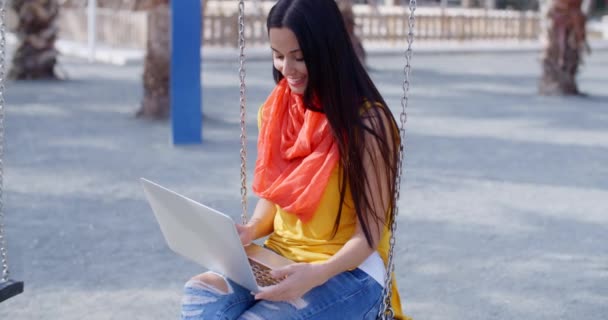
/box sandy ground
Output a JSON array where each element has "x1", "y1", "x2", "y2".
[{"x1": 0, "y1": 47, "x2": 607, "y2": 319}]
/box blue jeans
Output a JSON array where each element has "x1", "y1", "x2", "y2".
[{"x1": 181, "y1": 268, "x2": 382, "y2": 320}]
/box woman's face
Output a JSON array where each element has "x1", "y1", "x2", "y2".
[{"x1": 269, "y1": 28, "x2": 308, "y2": 94}]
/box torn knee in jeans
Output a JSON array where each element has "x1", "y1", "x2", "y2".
[
  {"x1": 254, "y1": 298, "x2": 308, "y2": 312},
  {"x1": 181, "y1": 273, "x2": 234, "y2": 318},
  {"x1": 238, "y1": 298, "x2": 308, "y2": 319},
  {"x1": 286, "y1": 298, "x2": 309, "y2": 310},
  {"x1": 185, "y1": 272, "x2": 233, "y2": 295},
  {"x1": 259, "y1": 298, "x2": 308, "y2": 310}
]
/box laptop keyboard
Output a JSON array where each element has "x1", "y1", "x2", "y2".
[{"x1": 249, "y1": 259, "x2": 281, "y2": 287}]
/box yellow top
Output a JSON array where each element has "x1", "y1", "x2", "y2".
[{"x1": 258, "y1": 106, "x2": 409, "y2": 320}]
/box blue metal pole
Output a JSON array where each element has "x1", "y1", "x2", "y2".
[{"x1": 171, "y1": 0, "x2": 202, "y2": 144}]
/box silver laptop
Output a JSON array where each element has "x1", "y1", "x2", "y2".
[{"x1": 140, "y1": 178, "x2": 292, "y2": 293}]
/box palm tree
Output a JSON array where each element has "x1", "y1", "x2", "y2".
[
  {"x1": 8, "y1": 0, "x2": 60, "y2": 80},
  {"x1": 135, "y1": 0, "x2": 171, "y2": 119},
  {"x1": 337, "y1": 0, "x2": 366, "y2": 67},
  {"x1": 134, "y1": 0, "x2": 208, "y2": 119},
  {"x1": 539, "y1": 0, "x2": 589, "y2": 95}
]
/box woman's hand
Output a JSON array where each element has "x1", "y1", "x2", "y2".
[
  {"x1": 236, "y1": 200, "x2": 277, "y2": 245},
  {"x1": 254, "y1": 263, "x2": 330, "y2": 301},
  {"x1": 235, "y1": 223, "x2": 255, "y2": 246}
]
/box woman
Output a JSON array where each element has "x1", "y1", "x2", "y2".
[{"x1": 181, "y1": 0, "x2": 407, "y2": 319}]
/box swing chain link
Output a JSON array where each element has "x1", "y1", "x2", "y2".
[
  {"x1": 378, "y1": 1, "x2": 415, "y2": 319},
  {"x1": 0, "y1": 0, "x2": 10, "y2": 283},
  {"x1": 238, "y1": 0, "x2": 248, "y2": 225},
  {"x1": 235, "y1": 0, "x2": 414, "y2": 317}
]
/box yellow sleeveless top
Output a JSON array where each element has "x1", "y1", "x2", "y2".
[{"x1": 258, "y1": 106, "x2": 409, "y2": 320}]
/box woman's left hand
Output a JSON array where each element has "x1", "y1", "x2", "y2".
[{"x1": 254, "y1": 263, "x2": 330, "y2": 301}]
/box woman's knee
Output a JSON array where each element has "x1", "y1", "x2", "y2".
[
  {"x1": 186, "y1": 272, "x2": 230, "y2": 294},
  {"x1": 182, "y1": 272, "x2": 254, "y2": 319}
]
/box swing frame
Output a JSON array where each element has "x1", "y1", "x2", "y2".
[{"x1": 234, "y1": 1, "x2": 416, "y2": 319}]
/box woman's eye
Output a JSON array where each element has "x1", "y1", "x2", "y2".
[
  {"x1": 296, "y1": 58, "x2": 305, "y2": 62},
  {"x1": 275, "y1": 56, "x2": 284, "y2": 60}
]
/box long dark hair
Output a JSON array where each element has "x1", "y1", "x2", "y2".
[{"x1": 267, "y1": 0, "x2": 400, "y2": 248}]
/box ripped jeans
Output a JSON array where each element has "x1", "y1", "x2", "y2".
[{"x1": 181, "y1": 268, "x2": 382, "y2": 320}]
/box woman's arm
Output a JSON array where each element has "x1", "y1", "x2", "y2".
[
  {"x1": 317, "y1": 110, "x2": 394, "y2": 277},
  {"x1": 237, "y1": 198, "x2": 277, "y2": 245}
]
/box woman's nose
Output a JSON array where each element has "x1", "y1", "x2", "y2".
[{"x1": 282, "y1": 59, "x2": 294, "y2": 76}]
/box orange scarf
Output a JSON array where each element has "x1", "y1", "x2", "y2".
[{"x1": 252, "y1": 79, "x2": 339, "y2": 223}]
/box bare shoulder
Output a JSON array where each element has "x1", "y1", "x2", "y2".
[{"x1": 360, "y1": 101, "x2": 397, "y2": 135}]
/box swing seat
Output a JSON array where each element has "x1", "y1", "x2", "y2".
[{"x1": 0, "y1": 279, "x2": 24, "y2": 303}]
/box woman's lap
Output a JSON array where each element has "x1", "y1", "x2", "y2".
[{"x1": 181, "y1": 269, "x2": 382, "y2": 320}]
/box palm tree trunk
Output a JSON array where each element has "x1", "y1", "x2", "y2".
[
  {"x1": 135, "y1": 0, "x2": 207, "y2": 119},
  {"x1": 136, "y1": 1, "x2": 170, "y2": 119},
  {"x1": 461, "y1": 0, "x2": 477, "y2": 8},
  {"x1": 539, "y1": 0, "x2": 588, "y2": 95},
  {"x1": 337, "y1": 0, "x2": 366, "y2": 67},
  {"x1": 8, "y1": 0, "x2": 59, "y2": 80}
]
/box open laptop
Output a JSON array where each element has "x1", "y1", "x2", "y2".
[{"x1": 140, "y1": 178, "x2": 292, "y2": 293}]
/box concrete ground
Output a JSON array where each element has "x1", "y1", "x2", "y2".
[{"x1": 0, "y1": 46, "x2": 607, "y2": 319}]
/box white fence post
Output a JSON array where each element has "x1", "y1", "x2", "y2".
[
  {"x1": 603, "y1": 15, "x2": 608, "y2": 40},
  {"x1": 87, "y1": 0, "x2": 97, "y2": 62}
]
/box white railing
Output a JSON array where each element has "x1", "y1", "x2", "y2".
[
  {"x1": 57, "y1": 7, "x2": 541, "y2": 51},
  {"x1": 59, "y1": 8, "x2": 147, "y2": 49},
  {"x1": 358, "y1": 10, "x2": 540, "y2": 45}
]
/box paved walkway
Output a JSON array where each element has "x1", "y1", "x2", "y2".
[{"x1": 0, "y1": 47, "x2": 607, "y2": 319}]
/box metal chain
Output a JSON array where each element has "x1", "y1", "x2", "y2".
[
  {"x1": 234, "y1": 0, "x2": 414, "y2": 316},
  {"x1": 0, "y1": 0, "x2": 10, "y2": 283},
  {"x1": 238, "y1": 0, "x2": 248, "y2": 225},
  {"x1": 378, "y1": 1, "x2": 416, "y2": 319}
]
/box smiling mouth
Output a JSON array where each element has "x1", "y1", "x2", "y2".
[{"x1": 287, "y1": 78, "x2": 305, "y2": 87}]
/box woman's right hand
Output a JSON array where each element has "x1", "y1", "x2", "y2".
[{"x1": 235, "y1": 223, "x2": 255, "y2": 246}]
